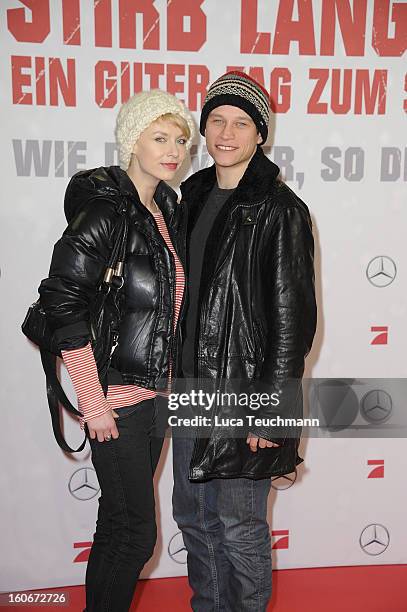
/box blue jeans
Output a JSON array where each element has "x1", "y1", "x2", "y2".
[
  {"x1": 172, "y1": 436, "x2": 272, "y2": 612},
  {"x1": 85, "y1": 398, "x2": 164, "y2": 612}
]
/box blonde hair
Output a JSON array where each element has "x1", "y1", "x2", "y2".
[{"x1": 157, "y1": 113, "x2": 191, "y2": 140}]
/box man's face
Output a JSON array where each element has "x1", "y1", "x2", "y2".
[{"x1": 205, "y1": 105, "x2": 262, "y2": 171}]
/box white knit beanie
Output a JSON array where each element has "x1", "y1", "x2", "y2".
[{"x1": 115, "y1": 90, "x2": 195, "y2": 170}]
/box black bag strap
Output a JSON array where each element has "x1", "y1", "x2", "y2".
[
  {"x1": 106, "y1": 214, "x2": 125, "y2": 269},
  {"x1": 102, "y1": 199, "x2": 129, "y2": 287},
  {"x1": 41, "y1": 349, "x2": 86, "y2": 453}
]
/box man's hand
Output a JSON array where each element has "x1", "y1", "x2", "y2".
[
  {"x1": 246, "y1": 432, "x2": 280, "y2": 452},
  {"x1": 87, "y1": 409, "x2": 120, "y2": 442}
]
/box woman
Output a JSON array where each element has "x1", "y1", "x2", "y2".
[{"x1": 39, "y1": 90, "x2": 194, "y2": 611}]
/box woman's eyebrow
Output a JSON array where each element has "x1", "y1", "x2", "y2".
[{"x1": 152, "y1": 130, "x2": 184, "y2": 137}]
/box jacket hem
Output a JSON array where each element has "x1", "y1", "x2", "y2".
[{"x1": 189, "y1": 457, "x2": 304, "y2": 482}]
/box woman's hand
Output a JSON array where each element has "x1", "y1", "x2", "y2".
[{"x1": 87, "y1": 409, "x2": 120, "y2": 442}]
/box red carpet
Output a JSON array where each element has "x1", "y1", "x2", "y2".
[{"x1": 3, "y1": 565, "x2": 405, "y2": 611}]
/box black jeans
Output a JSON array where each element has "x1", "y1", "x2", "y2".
[{"x1": 85, "y1": 398, "x2": 165, "y2": 612}]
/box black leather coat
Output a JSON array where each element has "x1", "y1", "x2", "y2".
[
  {"x1": 39, "y1": 166, "x2": 181, "y2": 390},
  {"x1": 177, "y1": 147, "x2": 317, "y2": 481}
]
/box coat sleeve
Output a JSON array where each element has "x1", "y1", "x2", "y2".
[
  {"x1": 38, "y1": 197, "x2": 119, "y2": 350},
  {"x1": 248, "y1": 201, "x2": 317, "y2": 441}
]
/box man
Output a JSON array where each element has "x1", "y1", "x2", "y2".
[{"x1": 172, "y1": 71, "x2": 317, "y2": 611}]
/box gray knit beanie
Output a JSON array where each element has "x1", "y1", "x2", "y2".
[{"x1": 115, "y1": 90, "x2": 195, "y2": 170}]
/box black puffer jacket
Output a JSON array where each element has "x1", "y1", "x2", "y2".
[
  {"x1": 39, "y1": 166, "x2": 181, "y2": 390},
  {"x1": 177, "y1": 147, "x2": 317, "y2": 481}
]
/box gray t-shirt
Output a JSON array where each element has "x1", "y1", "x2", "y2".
[{"x1": 181, "y1": 183, "x2": 235, "y2": 378}]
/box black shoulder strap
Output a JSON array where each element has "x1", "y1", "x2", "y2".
[{"x1": 40, "y1": 349, "x2": 86, "y2": 453}]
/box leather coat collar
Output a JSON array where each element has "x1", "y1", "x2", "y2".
[{"x1": 180, "y1": 146, "x2": 280, "y2": 209}]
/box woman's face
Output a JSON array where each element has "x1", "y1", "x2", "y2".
[{"x1": 130, "y1": 118, "x2": 188, "y2": 182}]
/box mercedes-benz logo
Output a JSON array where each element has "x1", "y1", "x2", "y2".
[
  {"x1": 168, "y1": 532, "x2": 187, "y2": 564},
  {"x1": 271, "y1": 468, "x2": 297, "y2": 490},
  {"x1": 68, "y1": 467, "x2": 100, "y2": 500},
  {"x1": 366, "y1": 256, "x2": 397, "y2": 287},
  {"x1": 359, "y1": 524, "x2": 390, "y2": 556},
  {"x1": 360, "y1": 390, "x2": 392, "y2": 424}
]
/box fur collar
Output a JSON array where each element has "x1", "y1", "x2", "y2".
[{"x1": 181, "y1": 146, "x2": 280, "y2": 208}]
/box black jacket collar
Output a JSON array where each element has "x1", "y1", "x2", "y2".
[
  {"x1": 64, "y1": 165, "x2": 178, "y2": 227},
  {"x1": 180, "y1": 146, "x2": 280, "y2": 207}
]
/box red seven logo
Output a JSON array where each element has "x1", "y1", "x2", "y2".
[
  {"x1": 271, "y1": 530, "x2": 289, "y2": 550},
  {"x1": 73, "y1": 541, "x2": 92, "y2": 563},
  {"x1": 367, "y1": 459, "x2": 384, "y2": 479},
  {"x1": 370, "y1": 326, "x2": 388, "y2": 345}
]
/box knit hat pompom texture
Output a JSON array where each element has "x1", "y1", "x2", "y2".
[
  {"x1": 200, "y1": 71, "x2": 270, "y2": 144},
  {"x1": 116, "y1": 90, "x2": 195, "y2": 170}
]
